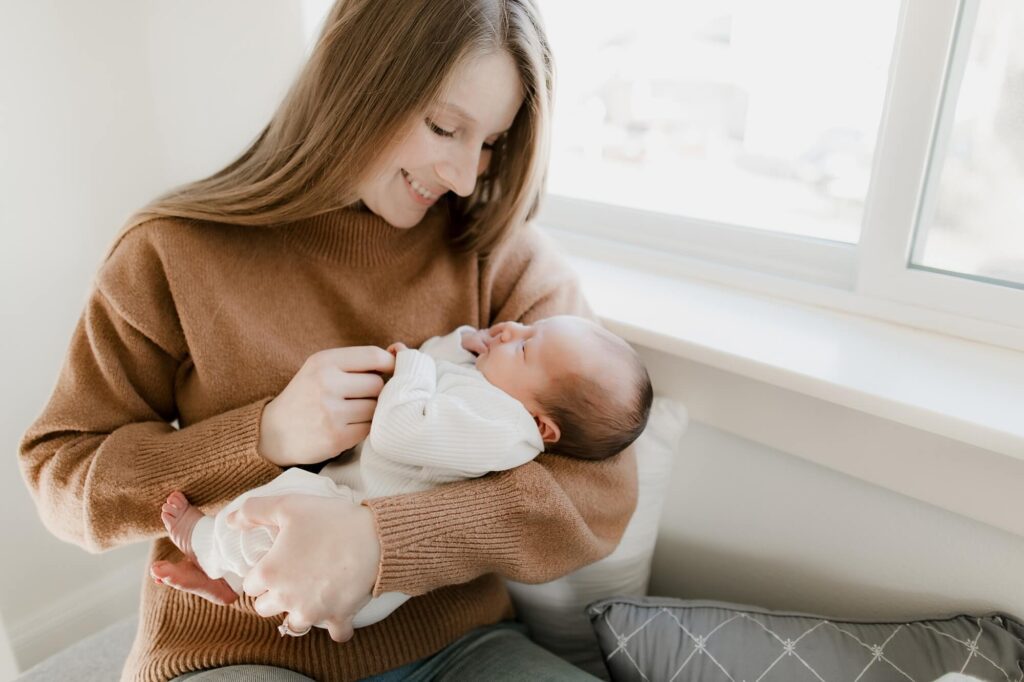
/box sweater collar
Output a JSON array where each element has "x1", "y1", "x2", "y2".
[{"x1": 278, "y1": 205, "x2": 445, "y2": 267}]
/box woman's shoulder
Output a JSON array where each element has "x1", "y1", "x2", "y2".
[
  {"x1": 96, "y1": 216, "x2": 256, "y2": 336},
  {"x1": 104, "y1": 215, "x2": 247, "y2": 265},
  {"x1": 101, "y1": 214, "x2": 269, "y2": 284},
  {"x1": 479, "y1": 222, "x2": 577, "y2": 284}
]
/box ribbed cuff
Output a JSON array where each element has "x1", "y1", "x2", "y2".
[
  {"x1": 363, "y1": 472, "x2": 525, "y2": 596},
  {"x1": 135, "y1": 397, "x2": 282, "y2": 505},
  {"x1": 394, "y1": 348, "x2": 437, "y2": 386}
]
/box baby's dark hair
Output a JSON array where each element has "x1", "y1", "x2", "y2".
[{"x1": 537, "y1": 326, "x2": 653, "y2": 461}]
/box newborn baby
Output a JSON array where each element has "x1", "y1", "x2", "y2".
[{"x1": 152, "y1": 315, "x2": 653, "y2": 629}]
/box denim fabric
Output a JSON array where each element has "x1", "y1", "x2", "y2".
[{"x1": 172, "y1": 620, "x2": 599, "y2": 681}]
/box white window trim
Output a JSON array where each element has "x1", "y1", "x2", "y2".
[
  {"x1": 541, "y1": 0, "x2": 1024, "y2": 353},
  {"x1": 539, "y1": 196, "x2": 857, "y2": 289},
  {"x1": 859, "y1": 0, "x2": 1024, "y2": 327}
]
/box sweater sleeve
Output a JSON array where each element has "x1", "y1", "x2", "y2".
[
  {"x1": 363, "y1": 225, "x2": 638, "y2": 596},
  {"x1": 368, "y1": 349, "x2": 542, "y2": 476},
  {"x1": 18, "y1": 225, "x2": 282, "y2": 553}
]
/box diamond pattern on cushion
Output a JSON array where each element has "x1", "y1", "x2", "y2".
[{"x1": 589, "y1": 597, "x2": 1024, "y2": 682}]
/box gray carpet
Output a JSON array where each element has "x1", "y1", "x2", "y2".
[{"x1": 16, "y1": 616, "x2": 137, "y2": 681}]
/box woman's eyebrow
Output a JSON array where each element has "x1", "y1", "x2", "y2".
[{"x1": 439, "y1": 101, "x2": 477, "y2": 125}]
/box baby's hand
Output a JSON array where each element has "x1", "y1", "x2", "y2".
[
  {"x1": 460, "y1": 328, "x2": 493, "y2": 356},
  {"x1": 386, "y1": 342, "x2": 409, "y2": 356}
]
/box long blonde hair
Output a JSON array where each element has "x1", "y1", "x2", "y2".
[{"x1": 123, "y1": 0, "x2": 553, "y2": 255}]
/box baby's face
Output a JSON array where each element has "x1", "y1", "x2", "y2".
[{"x1": 474, "y1": 315, "x2": 606, "y2": 412}]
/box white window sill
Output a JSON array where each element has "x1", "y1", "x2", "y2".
[{"x1": 545, "y1": 232, "x2": 1024, "y2": 462}]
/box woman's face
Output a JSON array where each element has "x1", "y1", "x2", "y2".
[{"x1": 357, "y1": 50, "x2": 525, "y2": 228}]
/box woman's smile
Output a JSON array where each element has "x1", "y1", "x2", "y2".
[{"x1": 401, "y1": 169, "x2": 441, "y2": 206}]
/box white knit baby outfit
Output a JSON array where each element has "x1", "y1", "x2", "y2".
[{"x1": 189, "y1": 326, "x2": 544, "y2": 627}]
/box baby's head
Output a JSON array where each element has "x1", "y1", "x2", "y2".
[{"x1": 474, "y1": 315, "x2": 653, "y2": 460}]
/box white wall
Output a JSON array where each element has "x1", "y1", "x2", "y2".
[
  {"x1": 651, "y1": 418, "x2": 1024, "y2": 621},
  {"x1": 2, "y1": 0, "x2": 1021, "y2": 675},
  {"x1": 643, "y1": 343, "x2": 1024, "y2": 620},
  {"x1": 0, "y1": 0, "x2": 309, "y2": 671}
]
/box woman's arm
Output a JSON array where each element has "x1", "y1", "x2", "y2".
[
  {"x1": 19, "y1": 227, "x2": 283, "y2": 552},
  {"x1": 231, "y1": 225, "x2": 637, "y2": 637},
  {"x1": 368, "y1": 224, "x2": 637, "y2": 591}
]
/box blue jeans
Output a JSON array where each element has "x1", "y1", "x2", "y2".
[{"x1": 172, "y1": 620, "x2": 600, "y2": 681}]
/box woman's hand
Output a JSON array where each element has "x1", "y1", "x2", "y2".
[
  {"x1": 259, "y1": 346, "x2": 395, "y2": 467},
  {"x1": 226, "y1": 494, "x2": 381, "y2": 643}
]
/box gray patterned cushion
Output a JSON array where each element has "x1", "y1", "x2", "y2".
[{"x1": 588, "y1": 597, "x2": 1024, "y2": 682}]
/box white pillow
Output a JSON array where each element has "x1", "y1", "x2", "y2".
[{"x1": 505, "y1": 396, "x2": 688, "y2": 679}]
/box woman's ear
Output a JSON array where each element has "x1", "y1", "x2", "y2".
[{"x1": 535, "y1": 414, "x2": 561, "y2": 444}]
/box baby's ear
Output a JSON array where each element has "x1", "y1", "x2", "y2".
[{"x1": 535, "y1": 414, "x2": 561, "y2": 444}]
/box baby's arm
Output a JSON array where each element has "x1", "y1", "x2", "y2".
[
  {"x1": 414, "y1": 325, "x2": 479, "y2": 366},
  {"x1": 369, "y1": 349, "x2": 542, "y2": 477}
]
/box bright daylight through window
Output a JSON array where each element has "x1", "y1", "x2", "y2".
[
  {"x1": 543, "y1": 1, "x2": 900, "y2": 244},
  {"x1": 912, "y1": 0, "x2": 1024, "y2": 290}
]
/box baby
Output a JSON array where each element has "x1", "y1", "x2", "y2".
[{"x1": 152, "y1": 315, "x2": 653, "y2": 630}]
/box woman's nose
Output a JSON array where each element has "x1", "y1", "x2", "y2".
[{"x1": 436, "y1": 144, "x2": 482, "y2": 197}]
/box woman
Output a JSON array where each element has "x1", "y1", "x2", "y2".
[{"x1": 19, "y1": 0, "x2": 637, "y2": 680}]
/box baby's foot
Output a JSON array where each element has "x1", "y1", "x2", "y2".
[
  {"x1": 161, "y1": 491, "x2": 204, "y2": 561},
  {"x1": 150, "y1": 559, "x2": 238, "y2": 606}
]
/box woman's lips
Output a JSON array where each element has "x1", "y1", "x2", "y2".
[{"x1": 401, "y1": 169, "x2": 440, "y2": 206}]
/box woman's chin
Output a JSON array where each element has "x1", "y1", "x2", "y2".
[{"x1": 383, "y1": 205, "x2": 428, "y2": 230}]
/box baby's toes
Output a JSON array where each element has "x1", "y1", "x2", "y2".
[
  {"x1": 150, "y1": 560, "x2": 174, "y2": 585},
  {"x1": 166, "y1": 490, "x2": 188, "y2": 509}
]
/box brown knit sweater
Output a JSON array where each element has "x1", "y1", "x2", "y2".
[{"x1": 19, "y1": 206, "x2": 638, "y2": 681}]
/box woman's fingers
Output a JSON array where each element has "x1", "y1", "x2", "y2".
[
  {"x1": 259, "y1": 346, "x2": 395, "y2": 467},
  {"x1": 325, "y1": 397, "x2": 376, "y2": 425},
  {"x1": 314, "y1": 346, "x2": 395, "y2": 374},
  {"x1": 225, "y1": 496, "x2": 284, "y2": 532},
  {"x1": 337, "y1": 422, "x2": 372, "y2": 446},
  {"x1": 323, "y1": 618, "x2": 354, "y2": 643},
  {"x1": 320, "y1": 370, "x2": 385, "y2": 399},
  {"x1": 251, "y1": 589, "x2": 285, "y2": 618},
  {"x1": 232, "y1": 496, "x2": 379, "y2": 640},
  {"x1": 281, "y1": 611, "x2": 314, "y2": 636}
]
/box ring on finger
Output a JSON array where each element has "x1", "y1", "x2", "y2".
[{"x1": 278, "y1": 617, "x2": 312, "y2": 637}]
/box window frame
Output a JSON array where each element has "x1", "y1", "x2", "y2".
[{"x1": 539, "y1": 0, "x2": 1024, "y2": 352}]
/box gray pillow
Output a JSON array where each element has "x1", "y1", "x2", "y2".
[{"x1": 588, "y1": 596, "x2": 1024, "y2": 682}]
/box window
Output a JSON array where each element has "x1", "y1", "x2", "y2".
[
  {"x1": 910, "y1": 0, "x2": 1024, "y2": 290},
  {"x1": 545, "y1": 0, "x2": 900, "y2": 244},
  {"x1": 541, "y1": 0, "x2": 1024, "y2": 349}
]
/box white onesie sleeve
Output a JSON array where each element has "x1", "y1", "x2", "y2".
[
  {"x1": 368, "y1": 347, "x2": 543, "y2": 477},
  {"x1": 416, "y1": 325, "x2": 478, "y2": 366}
]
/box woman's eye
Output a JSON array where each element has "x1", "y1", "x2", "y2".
[{"x1": 425, "y1": 118, "x2": 454, "y2": 138}]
